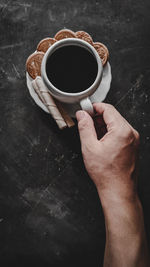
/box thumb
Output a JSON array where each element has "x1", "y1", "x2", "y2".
[{"x1": 76, "y1": 110, "x2": 97, "y2": 146}]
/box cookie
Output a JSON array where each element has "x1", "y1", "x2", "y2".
[
  {"x1": 93, "y1": 42, "x2": 109, "y2": 66},
  {"x1": 37, "y1": 38, "x2": 56, "y2": 53},
  {"x1": 75, "y1": 31, "x2": 93, "y2": 45},
  {"x1": 26, "y1": 52, "x2": 44, "y2": 79},
  {"x1": 54, "y1": 29, "x2": 76, "y2": 40}
]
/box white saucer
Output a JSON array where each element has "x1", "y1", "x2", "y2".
[{"x1": 26, "y1": 62, "x2": 112, "y2": 117}]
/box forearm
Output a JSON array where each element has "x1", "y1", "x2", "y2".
[
  {"x1": 98, "y1": 191, "x2": 149, "y2": 267},
  {"x1": 76, "y1": 104, "x2": 149, "y2": 266}
]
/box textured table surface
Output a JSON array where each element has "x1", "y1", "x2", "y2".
[{"x1": 0, "y1": 0, "x2": 150, "y2": 266}]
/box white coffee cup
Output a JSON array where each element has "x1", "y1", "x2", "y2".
[{"x1": 41, "y1": 38, "x2": 103, "y2": 116}]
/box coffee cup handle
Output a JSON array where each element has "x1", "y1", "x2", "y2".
[{"x1": 80, "y1": 97, "x2": 94, "y2": 116}]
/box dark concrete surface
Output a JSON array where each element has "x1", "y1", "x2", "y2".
[{"x1": 0, "y1": 0, "x2": 150, "y2": 266}]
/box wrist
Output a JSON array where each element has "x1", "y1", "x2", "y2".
[
  {"x1": 98, "y1": 190, "x2": 144, "y2": 236},
  {"x1": 96, "y1": 177, "x2": 138, "y2": 212},
  {"x1": 101, "y1": 193, "x2": 142, "y2": 218},
  {"x1": 98, "y1": 190, "x2": 140, "y2": 213}
]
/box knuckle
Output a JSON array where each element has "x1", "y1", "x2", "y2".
[
  {"x1": 78, "y1": 118, "x2": 89, "y2": 132},
  {"x1": 133, "y1": 129, "x2": 140, "y2": 146},
  {"x1": 125, "y1": 127, "x2": 134, "y2": 139},
  {"x1": 81, "y1": 142, "x2": 97, "y2": 158},
  {"x1": 116, "y1": 125, "x2": 134, "y2": 142},
  {"x1": 134, "y1": 129, "x2": 140, "y2": 140},
  {"x1": 81, "y1": 143, "x2": 93, "y2": 156}
]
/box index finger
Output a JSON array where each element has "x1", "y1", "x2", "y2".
[{"x1": 93, "y1": 103, "x2": 125, "y2": 131}]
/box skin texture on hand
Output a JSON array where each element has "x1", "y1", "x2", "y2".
[
  {"x1": 76, "y1": 103, "x2": 150, "y2": 267},
  {"x1": 76, "y1": 103, "x2": 139, "y2": 204}
]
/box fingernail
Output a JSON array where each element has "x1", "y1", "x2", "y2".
[{"x1": 76, "y1": 110, "x2": 86, "y2": 121}]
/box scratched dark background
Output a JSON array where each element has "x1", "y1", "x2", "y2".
[{"x1": 0, "y1": 0, "x2": 150, "y2": 266}]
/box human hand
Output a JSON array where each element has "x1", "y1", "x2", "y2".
[
  {"x1": 76, "y1": 103, "x2": 140, "y2": 206},
  {"x1": 76, "y1": 103, "x2": 150, "y2": 267}
]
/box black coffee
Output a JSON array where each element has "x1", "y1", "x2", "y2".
[{"x1": 46, "y1": 45, "x2": 98, "y2": 93}]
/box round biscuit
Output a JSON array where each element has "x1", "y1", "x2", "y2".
[
  {"x1": 75, "y1": 31, "x2": 93, "y2": 45},
  {"x1": 26, "y1": 52, "x2": 44, "y2": 79},
  {"x1": 54, "y1": 29, "x2": 76, "y2": 40},
  {"x1": 37, "y1": 38, "x2": 56, "y2": 53},
  {"x1": 93, "y1": 42, "x2": 109, "y2": 66}
]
